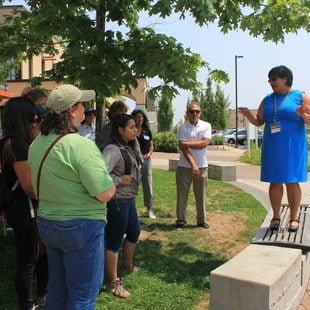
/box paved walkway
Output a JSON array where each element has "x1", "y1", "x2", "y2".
[
  {"x1": 151, "y1": 146, "x2": 310, "y2": 309},
  {"x1": 152, "y1": 146, "x2": 310, "y2": 210}
]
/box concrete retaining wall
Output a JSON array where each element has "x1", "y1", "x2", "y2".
[
  {"x1": 210, "y1": 244, "x2": 310, "y2": 310},
  {"x1": 168, "y1": 159, "x2": 236, "y2": 182}
]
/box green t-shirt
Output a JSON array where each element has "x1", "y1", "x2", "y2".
[{"x1": 28, "y1": 133, "x2": 114, "y2": 221}]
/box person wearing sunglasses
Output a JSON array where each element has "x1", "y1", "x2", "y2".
[
  {"x1": 239, "y1": 65, "x2": 310, "y2": 233},
  {"x1": 175, "y1": 102, "x2": 212, "y2": 230}
]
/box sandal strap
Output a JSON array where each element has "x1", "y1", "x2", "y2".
[{"x1": 290, "y1": 219, "x2": 299, "y2": 223}]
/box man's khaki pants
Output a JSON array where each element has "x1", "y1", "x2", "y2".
[{"x1": 176, "y1": 166, "x2": 208, "y2": 225}]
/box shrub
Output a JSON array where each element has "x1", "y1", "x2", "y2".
[
  {"x1": 153, "y1": 132, "x2": 225, "y2": 151},
  {"x1": 240, "y1": 143, "x2": 261, "y2": 165},
  {"x1": 210, "y1": 136, "x2": 224, "y2": 145},
  {"x1": 153, "y1": 132, "x2": 178, "y2": 153}
]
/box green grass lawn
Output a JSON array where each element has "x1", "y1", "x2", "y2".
[
  {"x1": 240, "y1": 144, "x2": 310, "y2": 171},
  {"x1": 0, "y1": 169, "x2": 267, "y2": 310}
]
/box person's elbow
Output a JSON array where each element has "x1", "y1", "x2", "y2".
[
  {"x1": 95, "y1": 185, "x2": 116, "y2": 202},
  {"x1": 202, "y1": 138, "x2": 210, "y2": 147}
]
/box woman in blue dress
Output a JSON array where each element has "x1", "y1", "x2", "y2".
[{"x1": 239, "y1": 65, "x2": 310, "y2": 232}]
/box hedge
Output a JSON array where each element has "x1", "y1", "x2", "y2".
[{"x1": 152, "y1": 132, "x2": 224, "y2": 153}]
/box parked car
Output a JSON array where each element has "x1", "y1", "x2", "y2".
[
  {"x1": 239, "y1": 129, "x2": 263, "y2": 146},
  {"x1": 224, "y1": 129, "x2": 246, "y2": 145},
  {"x1": 212, "y1": 130, "x2": 225, "y2": 137},
  {"x1": 223, "y1": 128, "x2": 237, "y2": 136},
  {"x1": 213, "y1": 129, "x2": 237, "y2": 138}
]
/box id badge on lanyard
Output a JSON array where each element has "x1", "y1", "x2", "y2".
[
  {"x1": 271, "y1": 93, "x2": 288, "y2": 134},
  {"x1": 270, "y1": 122, "x2": 281, "y2": 134}
]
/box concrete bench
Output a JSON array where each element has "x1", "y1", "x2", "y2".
[
  {"x1": 210, "y1": 205, "x2": 310, "y2": 310},
  {"x1": 168, "y1": 159, "x2": 236, "y2": 182},
  {"x1": 168, "y1": 159, "x2": 179, "y2": 172},
  {"x1": 210, "y1": 244, "x2": 310, "y2": 310},
  {"x1": 208, "y1": 163, "x2": 236, "y2": 181}
]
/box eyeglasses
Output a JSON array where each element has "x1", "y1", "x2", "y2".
[{"x1": 188, "y1": 110, "x2": 201, "y2": 114}]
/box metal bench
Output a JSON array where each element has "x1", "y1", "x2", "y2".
[{"x1": 251, "y1": 204, "x2": 310, "y2": 252}]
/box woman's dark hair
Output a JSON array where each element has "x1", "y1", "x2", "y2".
[
  {"x1": 268, "y1": 65, "x2": 293, "y2": 87},
  {"x1": 131, "y1": 109, "x2": 150, "y2": 131},
  {"x1": 25, "y1": 89, "x2": 47, "y2": 103},
  {"x1": 40, "y1": 109, "x2": 77, "y2": 135},
  {"x1": 1, "y1": 97, "x2": 36, "y2": 163},
  {"x1": 111, "y1": 114, "x2": 136, "y2": 148},
  {"x1": 2, "y1": 96, "x2": 36, "y2": 144}
]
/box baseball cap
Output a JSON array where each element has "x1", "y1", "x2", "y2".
[
  {"x1": 85, "y1": 107, "x2": 96, "y2": 115},
  {"x1": 47, "y1": 84, "x2": 96, "y2": 113},
  {"x1": 35, "y1": 103, "x2": 48, "y2": 118}
]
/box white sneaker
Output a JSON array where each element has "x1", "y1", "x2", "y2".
[{"x1": 147, "y1": 210, "x2": 156, "y2": 219}]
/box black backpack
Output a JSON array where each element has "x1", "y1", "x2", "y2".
[
  {"x1": 119, "y1": 148, "x2": 132, "y2": 175},
  {"x1": 0, "y1": 136, "x2": 19, "y2": 211},
  {"x1": 104, "y1": 142, "x2": 133, "y2": 175}
]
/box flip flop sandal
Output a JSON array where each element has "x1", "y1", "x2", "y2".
[
  {"x1": 269, "y1": 218, "x2": 280, "y2": 231},
  {"x1": 288, "y1": 219, "x2": 299, "y2": 233}
]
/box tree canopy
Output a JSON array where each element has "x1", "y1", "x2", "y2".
[
  {"x1": 157, "y1": 87, "x2": 174, "y2": 132},
  {"x1": 0, "y1": 0, "x2": 309, "y2": 100}
]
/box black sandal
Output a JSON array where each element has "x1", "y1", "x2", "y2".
[
  {"x1": 269, "y1": 218, "x2": 280, "y2": 231},
  {"x1": 288, "y1": 219, "x2": 299, "y2": 233}
]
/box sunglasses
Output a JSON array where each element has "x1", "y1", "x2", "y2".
[{"x1": 188, "y1": 110, "x2": 201, "y2": 114}]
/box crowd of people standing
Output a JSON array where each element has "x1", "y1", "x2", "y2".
[{"x1": 1, "y1": 64, "x2": 310, "y2": 309}]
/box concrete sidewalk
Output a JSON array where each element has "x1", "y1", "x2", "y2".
[
  {"x1": 152, "y1": 146, "x2": 310, "y2": 309},
  {"x1": 152, "y1": 146, "x2": 310, "y2": 211}
]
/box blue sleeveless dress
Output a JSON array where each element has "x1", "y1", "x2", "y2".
[{"x1": 261, "y1": 89, "x2": 307, "y2": 183}]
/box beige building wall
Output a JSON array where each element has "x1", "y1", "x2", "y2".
[
  {"x1": 0, "y1": 5, "x2": 25, "y2": 23},
  {"x1": 121, "y1": 78, "x2": 147, "y2": 106},
  {"x1": 229, "y1": 108, "x2": 265, "y2": 131}
]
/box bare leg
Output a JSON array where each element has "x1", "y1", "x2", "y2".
[
  {"x1": 105, "y1": 249, "x2": 131, "y2": 298},
  {"x1": 269, "y1": 182, "x2": 283, "y2": 219},
  {"x1": 286, "y1": 182, "x2": 301, "y2": 221},
  {"x1": 122, "y1": 239, "x2": 136, "y2": 268},
  {"x1": 105, "y1": 250, "x2": 119, "y2": 282}
]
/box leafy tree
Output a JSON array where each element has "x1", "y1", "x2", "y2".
[
  {"x1": 200, "y1": 77, "x2": 214, "y2": 122},
  {"x1": 0, "y1": 0, "x2": 308, "y2": 140},
  {"x1": 197, "y1": 77, "x2": 230, "y2": 131},
  {"x1": 213, "y1": 84, "x2": 230, "y2": 130},
  {"x1": 146, "y1": 93, "x2": 156, "y2": 111},
  {"x1": 157, "y1": 88, "x2": 173, "y2": 132},
  {"x1": 0, "y1": 60, "x2": 20, "y2": 88}
]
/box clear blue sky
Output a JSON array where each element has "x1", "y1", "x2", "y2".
[{"x1": 4, "y1": 1, "x2": 310, "y2": 125}]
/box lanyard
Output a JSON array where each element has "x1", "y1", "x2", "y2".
[{"x1": 273, "y1": 92, "x2": 289, "y2": 122}]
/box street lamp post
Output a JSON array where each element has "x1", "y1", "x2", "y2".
[{"x1": 235, "y1": 55, "x2": 243, "y2": 148}]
